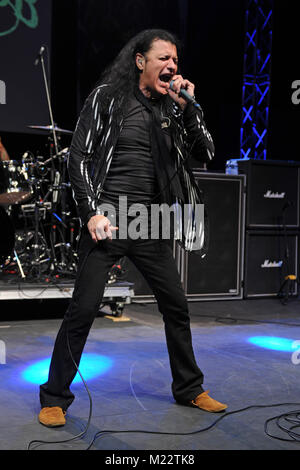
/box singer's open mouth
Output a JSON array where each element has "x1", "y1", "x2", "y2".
[{"x1": 159, "y1": 73, "x2": 173, "y2": 83}]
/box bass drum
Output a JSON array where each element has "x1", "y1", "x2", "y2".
[{"x1": 0, "y1": 206, "x2": 15, "y2": 264}]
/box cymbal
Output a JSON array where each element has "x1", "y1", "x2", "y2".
[{"x1": 28, "y1": 125, "x2": 73, "y2": 135}]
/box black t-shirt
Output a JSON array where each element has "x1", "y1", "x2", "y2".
[
  {"x1": 101, "y1": 95, "x2": 158, "y2": 211},
  {"x1": 99, "y1": 94, "x2": 173, "y2": 237}
]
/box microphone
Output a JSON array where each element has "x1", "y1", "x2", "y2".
[
  {"x1": 169, "y1": 80, "x2": 200, "y2": 108},
  {"x1": 34, "y1": 46, "x2": 45, "y2": 66}
]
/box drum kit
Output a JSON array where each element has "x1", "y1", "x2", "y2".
[{"x1": 0, "y1": 124, "x2": 80, "y2": 281}]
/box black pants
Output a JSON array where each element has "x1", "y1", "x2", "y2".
[{"x1": 39, "y1": 227, "x2": 204, "y2": 411}]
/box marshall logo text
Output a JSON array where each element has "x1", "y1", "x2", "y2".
[
  {"x1": 263, "y1": 190, "x2": 285, "y2": 199},
  {"x1": 261, "y1": 259, "x2": 283, "y2": 268}
]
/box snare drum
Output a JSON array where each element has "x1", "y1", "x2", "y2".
[{"x1": 0, "y1": 160, "x2": 32, "y2": 205}]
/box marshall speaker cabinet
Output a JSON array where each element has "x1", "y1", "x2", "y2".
[
  {"x1": 237, "y1": 159, "x2": 300, "y2": 228},
  {"x1": 244, "y1": 230, "x2": 298, "y2": 297},
  {"x1": 181, "y1": 172, "x2": 246, "y2": 300}
]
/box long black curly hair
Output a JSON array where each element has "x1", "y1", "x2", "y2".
[{"x1": 96, "y1": 29, "x2": 182, "y2": 115}]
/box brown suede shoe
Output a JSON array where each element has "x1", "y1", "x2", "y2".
[
  {"x1": 190, "y1": 390, "x2": 227, "y2": 413},
  {"x1": 38, "y1": 406, "x2": 66, "y2": 427}
]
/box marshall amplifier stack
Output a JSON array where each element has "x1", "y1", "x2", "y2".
[{"x1": 237, "y1": 159, "x2": 300, "y2": 298}]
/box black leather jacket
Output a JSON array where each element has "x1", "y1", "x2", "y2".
[{"x1": 68, "y1": 85, "x2": 215, "y2": 253}]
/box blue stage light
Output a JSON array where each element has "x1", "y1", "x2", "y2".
[
  {"x1": 22, "y1": 353, "x2": 113, "y2": 385},
  {"x1": 248, "y1": 336, "x2": 298, "y2": 352}
]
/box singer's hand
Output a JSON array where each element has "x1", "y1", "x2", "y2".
[
  {"x1": 87, "y1": 215, "x2": 118, "y2": 242},
  {"x1": 167, "y1": 75, "x2": 195, "y2": 110}
]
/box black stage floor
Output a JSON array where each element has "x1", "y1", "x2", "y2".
[{"x1": 0, "y1": 297, "x2": 300, "y2": 452}]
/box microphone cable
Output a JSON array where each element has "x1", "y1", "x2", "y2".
[
  {"x1": 84, "y1": 402, "x2": 300, "y2": 449},
  {"x1": 28, "y1": 317, "x2": 300, "y2": 449}
]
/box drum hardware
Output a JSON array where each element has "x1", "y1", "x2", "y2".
[
  {"x1": 0, "y1": 206, "x2": 15, "y2": 265},
  {"x1": 0, "y1": 160, "x2": 33, "y2": 205},
  {"x1": 42, "y1": 147, "x2": 69, "y2": 165},
  {"x1": 52, "y1": 170, "x2": 61, "y2": 204},
  {"x1": 21, "y1": 202, "x2": 52, "y2": 219},
  {"x1": 0, "y1": 46, "x2": 77, "y2": 280},
  {"x1": 14, "y1": 229, "x2": 51, "y2": 276},
  {"x1": 36, "y1": 150, "x2": 79, "y2": 277},
  {"x1": 27, "y1": 168, "x2": 61, "y2": 278},
  {"x1": 0, "y1": 206, "x2": 28, "y2": 279},
  {"x1": 21, "y1": 150, "x2": 35, "y2": 165},
  {"x1": 0, "y1": 144, "x2": 80, "y2": 281},
  {"x1": 34, "y1": 157, "x2": 49, "y2": 178}
]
